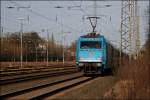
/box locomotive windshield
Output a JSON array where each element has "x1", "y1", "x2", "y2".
[{"x1": 80, "y1": 41, "x2": 101, "y2": 49}]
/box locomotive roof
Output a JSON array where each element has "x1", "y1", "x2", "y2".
[{"x1": 80, "y1": 32, "x2": 103, "y2": 38}]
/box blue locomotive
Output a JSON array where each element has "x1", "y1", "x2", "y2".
[{"x1": 75, "y1": 32, "x2": 109, "y2": 74}]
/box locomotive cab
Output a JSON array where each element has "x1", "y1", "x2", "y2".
[{"x1": 76, "y1": 33, "x2": 107, "y2": 74}]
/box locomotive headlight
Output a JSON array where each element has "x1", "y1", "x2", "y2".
[
  {"x1": 79, "y1": 63, "x2": 84, "y2": 66},
  {"x1": 97, "y1": 63, "x2": 101, "y2": 66}
]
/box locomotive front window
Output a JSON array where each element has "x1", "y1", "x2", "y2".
[{"x1": 80, "y1": 41, "x2": 101, "y2": 49}]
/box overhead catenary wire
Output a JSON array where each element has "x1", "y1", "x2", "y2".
[
  {"x1": 71, "y1": 1, "x2": 92, "y2": 33},
  {"x1": 49, "y1": 0, "x2": 86, "y2": 33},
  {"x1": 10, "y1": 1, "x2": 81, "y2": 33},
  {"x1": 1, "y1": 16, "x2": 20, "y2": 25},
  {"x1": 1, "y1": 15, "x2": 39, "y2": 33},
  {"x1": 71, "y1": 1, "x2": 90, "y2": 17},
  {"x1": 2, "y1": 3, "x2": 42, "y2": 32},
  {"x1": 100, "y1": 16, "x2": 120, "y2": 34},
  {"x1": 1, "y1": 26, "x2": 17, "y2": 32}
]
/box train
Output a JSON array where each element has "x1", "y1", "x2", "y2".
[{"x1": 75, "y1": 32, "x2": 120, "y2": 75}]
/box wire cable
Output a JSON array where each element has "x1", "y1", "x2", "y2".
[
  {"x1": 71, "y1": 1, "x2": 90, "y2": 17},
  {"x1": 10, "y1": 1, "x2": 80, "y2": 33}
]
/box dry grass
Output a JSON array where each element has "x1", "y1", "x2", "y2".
[
  {"x1": 104, "y1": 80, "x2": 134, "y2": 99},
  {"x1": 49, "y1": 76, "x2": 115, "y2": 100},
  {"x1": 104, "y1": 33, "x2": 150, "y2": 99}
]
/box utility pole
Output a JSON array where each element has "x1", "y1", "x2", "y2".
[
  {"x1": 1, "y1": 27, "x2": 3, "y2": 57},
  {"x1": 51, "y1": 32, "x2": 54, "y2": 61},
  {"x1": 25, "y1": 42, "x2": 28, "y2": 64},
  {"x1": 136, "y1": 16, "x2": 140, "y2": 57},
  {"x1": 35, "y1": 43, "x2": 38, "y2": 63},
  {"x1": 120, "y1": 0, "x2": 139, "y2": 63},
  {"x1": 120, "y1": 0, "x2": 131, "y2": 62},
  {"x1": 17, "y1": 18, "x2": 24, "y2": 69},
  {"x1": 0, "y1": 26, "x2": 3, "y2": 63},
  {"x1": 135, "y1": 2, "x2": 140, "y2": 58},
  {"x1": 61, "y1": 22, "x2": 65, "y2": 66},
  {"x1": 47, "y1": 29, "x2": 49, "y2": 67},
  {"x1": 63, "y1": 33, "x2": 65, "y2": 66},
  {"x1": 7, "y1": 5, "x2": 30, "y2": 67}
]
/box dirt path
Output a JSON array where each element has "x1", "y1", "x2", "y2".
[{"x1": 45, "y1": 75, "x2": 116, "y2": 100}]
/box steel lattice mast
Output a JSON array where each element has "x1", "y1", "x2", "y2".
[
  {"x1": 135, "y1": 3, "x2": 140, "y2": 57},
  {"x1": 120, "y1": 0, "x2": 140, "y2": 61}
]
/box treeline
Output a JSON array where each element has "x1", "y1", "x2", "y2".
[{"x1": 0, "y1": 32, "x2": 75, "y2": 61}]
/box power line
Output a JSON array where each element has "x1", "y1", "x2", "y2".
[
  {"x1": 1, "y1": 26, "x2": 16, "y2": 32},
  {"x1": 10, "y1": 1, "x2": 80, "y2": 33},
  {"x1": 100, "y1": 16, "x2": 120, "y2": 34},
  {"x1": 97, "y1": 21, "x2": 112, "y2": 35},
  {"x1": 1, "y1": 16, "x2": 20, "y2": 25},
  {"x1": 71, "y1": 1, "x2": 90, "y2": 17},
  {"x1": 2, "y1": 15, "x2": 37, "y2": 32}
]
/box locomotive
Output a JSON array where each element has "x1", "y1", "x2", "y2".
[{"x1": 75, "y1": 32, "x2": 119, "y2": 75}]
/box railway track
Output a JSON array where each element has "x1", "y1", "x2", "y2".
[
  {"x1": 0, "y1": 67, "x2": 78, "y2": 85},
  {"x1": 0, "y1": 65, "x2": 75, "y2": 76},
  {"x1": 1, "y1": 73, "x2": 96, "y2": 100},
  {"x1": 1, "y1": 62, "x2": 74, "y2": 72}
]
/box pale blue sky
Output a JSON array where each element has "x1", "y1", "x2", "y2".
[{"x1": 1, "y1": 0, "x2": 149, "y2": 48}]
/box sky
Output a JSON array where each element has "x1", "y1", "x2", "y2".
[{"x1": 1, "y1": 0, "x2": 149, "y2": 48}]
